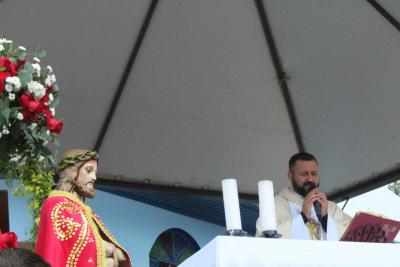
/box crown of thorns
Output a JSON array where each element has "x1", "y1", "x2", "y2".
[{"x1": 58, "y1": 150, "x2": 99, "y2": 171}]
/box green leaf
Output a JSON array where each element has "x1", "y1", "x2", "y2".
[
  {"x1": 10, "y1": 107, "x2": 21, "y2": 114},
  {"x1": 18, "y1": 121, "x2": 27, "y2": 131},
  {"x1": 0, "y1": 98, "x2": 10, "y2": 123},
  {"x1": 6, "y1": 45, "x2": 13, "y2": 55},
  {"x1": 31, "y1": 129, "x2": 38, "y2": 140},
  {"x1": 33, "y1": 50, "x2": 47, "y2": 58},
  {"x1": 24, "y1": 63, "x2": 35, "y2": 73},
  {"x1": 50, "y1": 97, "x2": 59, "y2": 108},
  {"x1": 53, "y1": 138, "x2": 59, "y2": 146},
  {"x1": 17, "y1": 51, "x2": 27, "y2": 61},
  {"x1": 38, "y1": 131, "x2": 51, "y2": 143},
  {"x1": 0, "y1": 98, "x2": 9, "y2": 109},
  {"x1": 18, "y1": 69, "x2": 33, "y2": 87},
  {"x1": 52, "y1": 84, "x2": 60, "y2": 92},
  {"x1": 1, "y1": 107, "x2": 10, "y2": 123},
  {"x1": 0, "y1": 67, "x2": 6, "y2": 72},
  {"x1": 21, "y1": 125, "x2": 34, "y2": 142},
  {"x1": 48, "y1": 155, "x2": 56, "y2": 165}
]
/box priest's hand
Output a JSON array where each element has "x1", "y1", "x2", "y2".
[
  {"x1": 317, "y1": 191, "x2": 328, "y2": 217},
  {"x1": 302, "y1": 188, "x2": 320, "y2": 219}
]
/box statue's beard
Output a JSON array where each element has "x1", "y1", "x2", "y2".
[
  {"x1": 72, "y1": 181, "x2": 95, "y2": 199},
  {"x1": 292, "y1": 180, "x2": 319, "y2": 197}
]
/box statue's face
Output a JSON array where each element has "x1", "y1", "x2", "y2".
[{"x1": 75, "y1": 160, "x2": 97, "y2": 199}]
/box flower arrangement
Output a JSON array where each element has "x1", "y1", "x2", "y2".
[
  {"x1": 0, "y1": 231, "x2": 18, "y2": 249},
  {"x1": 0, "y1": 38, "x2": 63, "y2": 239}
]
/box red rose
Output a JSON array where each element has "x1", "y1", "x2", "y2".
[
  {"x1": 0, "y1": 72, "x2": 10, "y2": 93},
  {"x1": 0, "y1": 57, "x2": 17, "y2": 76},
  {"x1": 0, "y1": 232, "x2": 18, "y2": 249},
  {"x1": 21, "y1": 110, "x2": 36, "y2": 122},
  {"x1": 41, "y1": 94, "x2": 49, "y2": 103},
  {"x1": 19, "y1": 94, "x2": 40, "y2": 112},
  {"x1": 45, "y1": 112, "x2": 63, "y2": 134},
  {"x1": 34, "y1": 94, "x2": 50, "y2": 114},
  {"x1": 0, "y1": 57, "x2": 17, "y2": 93}
]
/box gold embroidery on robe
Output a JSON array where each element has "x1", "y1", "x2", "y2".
[
  {"x1": 51, "y1": 201, "x2": 82, "y2": 241},
  {"x1": 307, "y1": 219, "x2": 321, "y2": 240},
  {"x1": 49, "y1": 194, "x2": 93, "y2": 267}
]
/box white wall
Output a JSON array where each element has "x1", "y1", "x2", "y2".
[
  {"x1": 88, "y1": 190, "x2": 225, "y2": 267},
  {"x1": 0, "y1": 180, "x2": 225, "y2": 267}
]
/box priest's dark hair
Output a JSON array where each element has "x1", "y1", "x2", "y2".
[
  {"x1": 289, "y1": 152, "x2": 318, "y2": 170},
  {"x1": 0, "y1": 248, "x2": 50, "y2": 267}
]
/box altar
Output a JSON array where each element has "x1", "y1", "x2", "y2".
[{"x1": 179, "y1": 236, "x2": 400, "y2": 267}]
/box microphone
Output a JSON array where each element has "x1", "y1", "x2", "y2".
[
  {"x1": 304, "y1": 182, "x2": 322, "y2": 221},
  {"x1": 314, "y1": 201, "x2": 322, "y2": 222}
]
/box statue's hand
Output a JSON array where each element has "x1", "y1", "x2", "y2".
[
  {"x1": 104, "y1": 240, "x2": 116, "y2": 257},
  {"x1": 115, "y1": 247, "x2": 127, "y2": 261},
  {"x1": 104, "y1": 240, "x2": 118, "y2": 267},
  {"x1": 105, "y1": 257, "x2": 116, "y2": 267}
]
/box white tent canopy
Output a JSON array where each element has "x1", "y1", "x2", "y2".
[{"x1": 2, "y1": 0, "x2": 400, "y2": 200}]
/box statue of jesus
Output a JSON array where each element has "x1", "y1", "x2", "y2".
[{"x1": 35, "y1": 148, "x2": 132, "y2": 267}]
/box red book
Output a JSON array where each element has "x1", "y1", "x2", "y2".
[{"x1": 340, "y1": 212, "x2": 400, "y2": 243}]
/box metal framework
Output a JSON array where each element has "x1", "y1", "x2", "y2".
[{"x1": 94, "y1": 0, "x2": 159, "y2": 152}]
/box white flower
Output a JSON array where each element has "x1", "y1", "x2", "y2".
[
  {"x1": 38, "y1": 155, "x2": 45, "y2": 162},
  {"x1": 16, "y1": 112, "x2": 24, "y2": 120},
  {"x1": 9, "y1": 154, "x2": 22, "y2": 163},
  {"x1": 5, "y1": 77, "x2": 13, "y2": 86},
  {"x1": 5, "y1": 76, "x2": 21, "y2": 91},
  {"x1": 0, "y1": 44, "x2": 4, "y2": 52},
  {"x1": 11, "y1": 76, "x2": 21, "y2": 89},
  {"x1": 46, "y1": 65, "x2": 53, "y2": 73},
  {"x1": 43, "y1": 140, "x2": 48, "y2": 146},
  {"x1": 14, "y1": 77, "x2": 21, "y2": 92},
  {"x1": 5, "y1": 84, "x2": 13, "y2": 93},
  {"x1": 45, "y1": 76, "x2": 51, "y2": 86},
  {"x1": 18, "y1": 46, "x2": 26, "y2": 51},
  {"x1": 8, "y1": 93, "x2": 15, "y2": 101},
  {"x1": 50, "y1": 107, "x2": 55, "y2": 116},
  {"x1": 27, "y1": 81, "x2": 45, "y2": 99},
  {"x1": 0, "y1": 38, "x2": 12, "y2": 45},
  {"x1": 0, "y1": 132, "x2": 2, "y2": 139},
  {"x1": 2, "y1": 128, "x2": 9, "y2": 135},
  {"x1": 29, "y1": 123, "x2": 37, "y2": 130},
  {"x1": 48, "y1": 93, "x2": 54, "y2": 103},
  {"x1": 45, "y1": 74, "x2": 56, "y2": 86},
  {"x1": 33, "y1": 57, "x2": 40, "y2": 63},
  {"x1": 13, "y1": 77, "x2": 21, "y2": 90},
  {"x1": 31, "y1": 63, "x2": 41, "y2": 77},
  {"x1": 46, "y1": 130, "x2": 50, "y2": 136}
]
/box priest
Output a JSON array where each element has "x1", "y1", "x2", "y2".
[
  {"x1": 36, "y1": 148, "x2": 132, "y2": 267},
  {"x1": 256, "y1": 152, "x2": 351, "y2": 240}
]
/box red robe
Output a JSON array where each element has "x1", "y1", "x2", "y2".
[{"x1": 35, "y1": 190, "x2": 132, "y2": 267}]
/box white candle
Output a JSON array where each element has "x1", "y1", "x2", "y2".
[
  {"x1": 258, "y1": 180, "x2": 277, "y2": 231},
  {"x1": 222, "y1": 178, "x2": 242, "y2": 231}
]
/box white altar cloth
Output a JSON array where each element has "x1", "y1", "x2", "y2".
[{"x1": 179, "y1": 236, "x2": 400, "y2": 267}]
